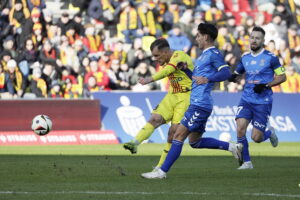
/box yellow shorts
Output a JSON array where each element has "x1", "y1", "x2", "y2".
[{"x1": 152, "y1": 91, "x2": 190, "y2": 124}]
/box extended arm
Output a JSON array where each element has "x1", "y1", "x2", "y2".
[
  {"x1": 138, "y1": 64, "x2": 176, "y2": 85},
  {"x1": 193, "y1": 67, "x2": 231, "y2": 85}
]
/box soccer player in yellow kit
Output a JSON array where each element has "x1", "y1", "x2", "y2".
[{"x1": 123, "y1": 38, "x2": 194, "y2": 170}]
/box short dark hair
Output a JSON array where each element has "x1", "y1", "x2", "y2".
[
  {"x1": 252, "y1": 26, "x2": 265, "y2": 36},
  {"x1": 197, "y1": 23, "x2": 218, "y2": 41},
  {"x1": 150, "y1": 38, "x2": 170, "y2": 51}
]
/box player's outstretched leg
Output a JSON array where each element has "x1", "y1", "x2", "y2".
[
  {"x1": 189, "y1": 137, "x2": 243, "y2": 166},
  {"x1": 123, "y1": 122, "x2": 155, "y2": 154},
  {"x1": 269, "y1": 126, "x2": 278, "y2": 147}
]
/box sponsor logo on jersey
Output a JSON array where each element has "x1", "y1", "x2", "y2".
[{"x1": 253, "y1": 121, "x2": 266, "y2": 129}]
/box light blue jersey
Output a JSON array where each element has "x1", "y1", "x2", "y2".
[
  {"x1": 236, "y1": 49, "x2": 282, "y2": 104},
  {"x1": 190, "y1": 46, "x2": 229, "y2": 109}
]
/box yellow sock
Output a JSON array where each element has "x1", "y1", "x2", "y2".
[
  {"x1": 156, "y1": 143, "x2": 172, "y2": 167},
  {"x1": 135, "y1": 122, "x2": 155, "y2": 144}
]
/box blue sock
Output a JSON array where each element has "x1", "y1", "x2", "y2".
[
  {"x1": 189, "y1": 137, "x2": 229, "y2": 150},
  {"x1": 161, "y1": 140, "x2": 183, "y2": 173},
  {"x1": 262, "y1": 130, "x2": 271, "y2": 142},
  {"x1": 237, "y1": 136, "x2": 250, "y2": 162}
]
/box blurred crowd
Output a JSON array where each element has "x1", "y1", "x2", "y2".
[{"x1": 0, "y1": 0, "x2": 300, "y2": 99}]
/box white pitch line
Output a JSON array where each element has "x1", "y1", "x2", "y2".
[{"x1": 0, "y1": 191, "x2": 300, "y2": 198}]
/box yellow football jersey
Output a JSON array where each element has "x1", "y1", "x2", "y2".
[{"x1": 152, "y1": 51, "x2": 194, "y2": 93}]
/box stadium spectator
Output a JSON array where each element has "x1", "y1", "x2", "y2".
[
  {"x1": 291, "y1": 51, "x2": 300, "y2": 73},
  {"x1": 118, "y1": 1, "x2": 143, "y2": 44},
  {"x1": 0, "y1": 50, "x2": 13, "y2": 71},
  {"x1": 98, "y1": 51, "x2": 113, "y2": 72},
  {"x1": 9, "y1": 0, "x2": 30, "y2": 30},
  {"x1": 167, "y1": 24, "x2": 191, "y2": 52},
  {"x1": 287, "y1": 24, "x2": 300, "y2": 50},
  {"x1": 83, "y1": 75, "x2": 99, "y2": 98},
  {"x1": 0, "y1": 62, "x2": 14, "y2": 99},
  {"x1": 3, "y1": 35, "x2": 17, "y2": 58},
  {"x1": 82, "y1": 23, "x2": 104, "y2": 56},
  {"x1": 84, "y1": 58, "x2": 110, "y2": 90},
  {"x1": 117, "y1": 63, "x2": 133, "y2": 90},
  {"x1": 62, "y1": 77, "x2": 79, "y2": 99},
  {"x1": 6, "y1": 59, "x2": 26, "y2": 98},
  {"x1": 41, "y1": 61, "x2": 58, "y2": 92},
  {"x1": 137, "y1": 1, "x2": 161, "y2": 37},
  {"x1": 17, "y1": 38, "x2": 38, "y2": 77},
  {"x1": 20, "y1": 7, "x2": 46, "y2": 50},
  {"x1": 39, "y1": 40, "x2": 62, "y2": 72},
  {"x1": 130, "y1": 61, "x2": 157, "y2": 91},
  {"x1": 49, "y1": 80, "x2": 63, "y2": 98},
  {"x1": 273, "y1": 2, "x2": 295, "y2": 27},
  {"x1": 72, "y1": 13, "x2": 85, "y2": 36},
  {"x1": 281, "y1": 66, "x2": 300, "y2": 93},
  {"x1": 29, "y1": 67, "x2": 47, "y2": 98},
  {"x1": 31, "y1": 22, "x2": 44, "y2": 48}
]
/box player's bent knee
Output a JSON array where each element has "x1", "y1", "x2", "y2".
[
  {"x1": 251, "y1": 135, "x2": 262, "y2": 143},
  {"x1": 149, "y1": 115, "x2": 165, "y2": 128}
]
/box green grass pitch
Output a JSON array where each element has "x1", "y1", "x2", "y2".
[{"x1": 0, "y1": 143, "x2": 300, "y2": 200}]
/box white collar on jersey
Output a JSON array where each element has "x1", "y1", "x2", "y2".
[
  {"x1": 203, "y1": 46, "x2": 216, "y2": 53},
  {"x1": 251, "y1": 48, "x2": 265, "y2": 57}
]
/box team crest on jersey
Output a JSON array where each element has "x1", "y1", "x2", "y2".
[{"x1": 260, "y1": 59, "x2": 265, "y2": 66}]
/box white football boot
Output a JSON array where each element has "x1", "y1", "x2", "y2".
[
  {"x1": 269, "y1": 126, "x2": 278, "y2": 147},
  {"x1": 230, "y1": 143, "x2": 244, "y2": 166},
  {"x1": 237, "y1": 161, "x2": 253, "y2": 170},
  {"x1": 141, "y1": 168, "x2": 167, "y2": 179},
  {"x1": 152, "y1": 166, "x2": 160, "y2": 172}
]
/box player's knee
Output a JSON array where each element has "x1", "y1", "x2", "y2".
[
  {"x1": 251, "y1": 135, "x2": 262, "y2": 143},
  {"x1": 149, "y1": 115, "x2": 164, "y2": 128}
]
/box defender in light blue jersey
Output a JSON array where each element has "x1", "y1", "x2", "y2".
[
  {"x1": 229, "y1": 26, "x2": 286, "y2": 170},
  {"x1": 141, "y1": 23, "x2": 244, "y2": 179}
]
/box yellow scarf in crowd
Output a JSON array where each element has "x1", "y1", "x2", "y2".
[
  {"x1": 182, "y1": 0, "x2": 196, "y2": 7},
  {"x1": 138, "y1": 7, "x2": 156, "y2": 35},
  {"x1": 13, "y1": 70, "x2": 23, "y2": 91},
  {"x1": 87, "y1": 35, "x2": 101, "y2": 52},
  {"x1": 0, "y1": 73, "x2": 5, "y2": 89},
  {"x1": 102, "y1": 0, "x2": 114, "y2": 12},
  {"x1": 119, "y1": 8, "x2": 138, "y2": 30},
  {"x1": 37, "y1": 78, "x2": 47, "y2": 97}
]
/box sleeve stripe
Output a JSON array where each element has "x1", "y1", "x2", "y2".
[
  {"x1": 218, "y1": 64, "x2": 229, "y2": 71},
  {"x1": 167, "y1": 63, "x2": 177, "y2": 69}
]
